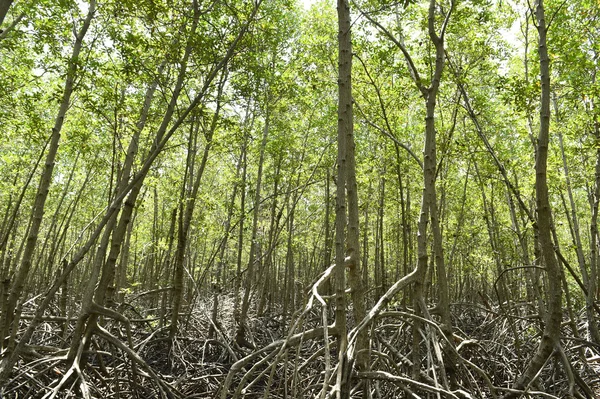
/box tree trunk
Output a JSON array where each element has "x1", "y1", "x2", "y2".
[
  {"x1": 0, "y1": 0, "x2": 14, "y2": 27},
  {"x1": 282, "y1": 197, "x2": 296, "y2": 324},
  {"x1": 210, "y1": 148, "x2": 243, "y2": 338},
  {"x1": 394, "y1": 144, "x2": 411, "y2": 305},
  {"x1": 322, "y1": 166, "x2": 333, "y2": 297},
  {"x1": 555, "y1": 93, "x2": 600, "y2": 344},
  {"x1": 236, "y1": 102, "x2": 269, "y2": 349},
  {"x1": 257, "y1": 156, "x2": 282, "y2": 316},
  {"x1": 506, "y1": 1, "x2": 563, "y2": 395},
  {"x1": 588, "y1": 111, "x2": 600, "y2": 348},
  {"x1": 170, "y1": 69, "x2": 224, "y2": 341},
  {"x1": 0, "y1": 147, "x2": 46, "y2": 280},
  {"x1": 233, "y1": 141, "x2": 247, "y2": 325},
  {"x1": 335, "y1": 0, "x2": 351, "y2": 397}
]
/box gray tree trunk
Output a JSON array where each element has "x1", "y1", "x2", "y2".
[
  {"x1": 506, "y1": 1, "x2": 563, "y2": 395},
  {"x1": 0, "y1": 0, "x2": 13, "y2": 27}
]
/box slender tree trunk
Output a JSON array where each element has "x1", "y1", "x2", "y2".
[
  {"x1": 210, "y1": 149, "x2": 243, "y2": 338},
  {"x1": 555, "y1": 93, "x2": 600, "y2": 344},
  {"x1": 394, "y1": 144, "x2": 410, "y2": 304},
  {"x1": 257, "y1": 156, "x2": 282, "y2": 316},
  {"x1": 282, "y1": 198, "x2": 296, "y2": 324},
  {"x1": 506, "y1": 2, "x2": 563, "y2": 395},
  {"x1": 36, "y1": 153, "x2": 79, "y2": 283},
  {"x1": 335, "y1": 1, "x2": 351, "y2": 397},
  {"x1": 159, "y1": 208, "x2": 177, "y2": 329},
  {"x1": 422, "y1": 0, "x2": 457, "y2": 386},
  {"x1": 0, "y1": 0, "x2": 14, "y2": 27},
  {"x1": 426, "y1": 25, "x2": 452, "y2": 342},
  {"x1": 378, "y1": 172, "x2": 386, "y2": 297},
  {"x1": 115, "y1": 210, "x2": 134, "y2": 302},
  {"x1": 0, "y1": 147, "x2": 47, "y2": 342},
  {"x1": 170, "y1": 70, "x2": 224, "y2": 340},
  {"x1": 554, "y1": 96, "x2": 589, "y2": 285},
  {"x1": 363, "y1": 182, "x2": 371, "y2": 299},
  {"x1": 233, "y1": 141, "x2": 247, "y2": 325},
  {"x1": 374, "y1": 173, "x2": 386, "y2": 299},
  {"x1": 43, "y1": 158, "x2": 93, "y2": 287},
  {"x1": 322, "y1": 166, "x2": 333, "y2": 296},
  {"x1": 589, "y1": 116, "x2": 600, "y2": 345},
  {"x1": 474, "y1": 164, "x2": 507, "y2": 304},
  {"x1": 338, "y1": 0, "x2": 368, "y2": 387},
  {"x1": 147, "y1": 187, "x2": 159, "y2": 293},
  {"x1": 236, "y1": 101, "x2": 269, "y2": 349},
  {"x1": 0, "y1": 161, "x2": 41, "y2": 278}
]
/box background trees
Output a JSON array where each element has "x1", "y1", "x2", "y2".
[{"x1": 1, "y1": 0, "x2": 600, "y2": 397}]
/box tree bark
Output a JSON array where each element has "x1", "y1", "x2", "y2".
[
  {"x1": 335, "y1": 1, "x2": 351, "y2": 397},
  {"x1": 233, "y1": 140, "x2": 247, "y2": 325},
  {"x1": 505, "y1": 1, "x2": 563, "y2": 395},
  {"x1": 0, "y1": 0, "x2": 13, "y2": 27},
  {"x1": 322, "y1": 166, "x2": 333, "y2": 296}
]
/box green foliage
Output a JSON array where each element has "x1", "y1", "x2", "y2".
[{"x1": 1, "y1": 0, "x2": 600, "y2": 351}]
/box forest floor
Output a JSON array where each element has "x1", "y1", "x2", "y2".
[{"x1": 4, "y1": 293, "x2": 600, "y2": 398}]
